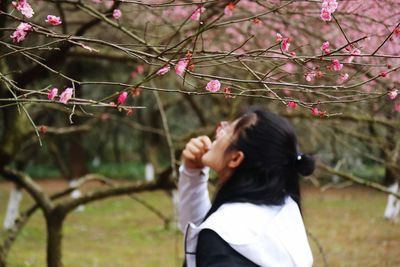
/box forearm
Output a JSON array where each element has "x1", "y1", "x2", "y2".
[{"x1": 178, "y1": 164, "x2": 211, "y2": 231}]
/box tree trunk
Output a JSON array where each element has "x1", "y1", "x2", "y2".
[
  {"x1": 0, "y1": 248, "x2": 7, "y2": 267},
  {"x1": 46, "y1": 214, "x2": 65, "y2": 267},
  {"x1": 3, "y1": 185, "x2": 23, "y2": 230}
]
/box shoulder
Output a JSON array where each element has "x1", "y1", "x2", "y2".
[{"x1": 201, "y1": 202, "x2": 283, "y2": 245}]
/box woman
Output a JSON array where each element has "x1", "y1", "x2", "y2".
[{"x1": 178, "y1": 108, "x2": 315, "y2": 267}]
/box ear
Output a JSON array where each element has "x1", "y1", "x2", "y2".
[{"x1": 227, "y1": 151, "x2": 244, "y2": 168}]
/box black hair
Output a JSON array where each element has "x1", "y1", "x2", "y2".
[{"x1": 204, "y1": 108, "x2": 315, "y2": 220}]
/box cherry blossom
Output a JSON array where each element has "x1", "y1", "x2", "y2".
[
  {"x1": 322, "y1": 0, "x2": 338, "y2": 13},
  {"x1": 321, "y1": 41, "x2": 330, "y2": 54},
  {"x1": 388, "y1": 89, "x2": 398, "y2": 100},
  {"x1": 281, "y1": 38, "x2": 290, "y2": 52},
  {"x1": 157, "y1": 65, "x2": 170, "y2": 75},
  {"x1": 206, "y1": 80, "x2": 221, "y2": 92},
  {"x1": 339, "y1": 73, "x2": 349, "y2": 82},
  {"x1": 175, "y1": 59, "x2": 188, "y2": 76},
  {"x1": 320, "y1": 0, "x2": 338, "y2": 21},
  {"x1": 379, "y1": 71, "x2": 388, "y2": 78},
  {"x1": 304, "y1": 71, "x2": 317, "y2": 82},
  {"x1": 190, "y1": 6, "x2": 206, "y2": 21},
  {"x1": 59, "y1": 88, "x2": 73, "y2": 104},
  {"x1": 395, "y1": 103, "x2": 400, "y2": 112},
  {"x1": 117, "y1": 91, "x2": 128, "y2": 105},
  {"x1": 224, "y1": 3, "x2": 236, "y2": 17},
  {"x1": 12, "y1": 0, "x2": 34, "y2": 18},
  {"x1": 224, "y1": 87, "x2": 234, "y2": 98},
  {"x1": 113, "y1": 9, "x2": 122, "y2": 19},
  {"x1": 10, "y1": 22, "x2": 32, "y2": 44},
  {"x1": 131, "y1": 88, "x2": 141, "y2": 97},
  {"x1": 320, "y1": 8, "x2": 332, "y2": 21},
  {"x1": 352, "y1": 48, "x2": 361, "y2": 55},
  {"x1": 136, "y1": 65, "x2": 144, "y2": 74},
  {"x1": 276, "y1": 33, "x2": 283, "y2": 42},
  {"x1": 344, "y1": 56, "x2": 354, "y2": 63},
  {"x1": 45, "y1": 15, "x2": 62, "y2": 26},
  {"x1": 287, "y1": 101, "x2": 297, "y2": 109},
  {"x1": 252, "y1": 18, "x2": 261, "y2": 25},
  {"x1": 48, "y1": 88, "x2": 58, "y2": 100},
  {"x1": 395, "y1": 27, "x2": 400, "y2": 38},
  {"x1": 331, "y1": 59, "x2": 343, "y2": 71},
  {"x1": 311, "y1": 107, "x2": 319, "y2": 116}
]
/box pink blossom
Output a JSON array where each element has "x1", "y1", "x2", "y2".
[
  {"x1": 45, "y1": 15, "x2": 62, "y2": 26},
  {"x1": 190, "y1": 6, "x2": 206, "y2": 21},
  {"x1": 331, "y1": 59, "x2": 343, "y2": 71},
  {"x1": 287, "y1": 101, "x2": 297, "y2": 109},
  {"x1": 395, "y1": 27, "x2": 400, "y2": 38},
  {"x1": 157, "y1": 65, "x2": 170, "y2": 75},
  {"x1": 175, "y1": 59, "x2": 188, "y2": 76},
  {"x1": 12, "y1": 0, "x2": 34, "y2": 18},
  {"x1": 224, "y1": 87, "x2": 234, "y2": 98},
  {"x1": 304, "y1": 71, "x2": 316, "y2": 82},
  {"x1": 10, "y1": 22, "x2": 32, "y2": 43},
  {"x1": 113, "y1": 9, "x2": 122, "y2": 19},
  {"x1": 322, "y1": 0, "x2": 338, "y2": 13},
  {"x1": 339, "y1": 73, "x2": 349, "y2": 82},
  {"x1": 344, "y1": 56, "x2": 354, "y2": 63},
  {"x1": 59, "y1": 88, "x2": 73, "y2": 104},
  {"x1": 276, "y1": 32, "x2": 283, "y2": 42},
  {"x1": 321, "y1": 41, "x2": 330, "y2": 54},
  {"x1": 282, "y1": 89, "x2": 291, "y2": 96},
  {"x1": 206, "y1": 80, "x2": 221, "y2": 93},
  {"x1": 320, "y1": 8, "x2": 332, "y2": 21},
  {"x1": 281, "y1": 38, "x2": 290, "y2": 52},
  {"x1": 48, "y1": 88, "x2": 58, "y2": 100},
  {"x1": 224, "y1": 3, "x2": 235, "y2": 17},
  {"x1": 352, "y1": 48, "x2": 361, "y2": 55},
  {"x1": 395, "y1": 103, "x2": 400, "y2": 112},
  {"x1": 311, "y1": 107, "x2": 319, "y2": 116},
  {"x1": 136, "y1": 65, "x2": 144, "y2": 74},
  {"x1": 117, "y1": 91, "x2": 128, "y2": 105},
  {"x1": 388, "y1": 90, "x2": 398, "y2": 100},
  {"x1": 379, "y1": 71, "x2": 388, "y2": 78}
]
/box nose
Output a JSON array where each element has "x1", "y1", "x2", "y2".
[{"x1": 215, "y1": 121, "x2": 228, "y2": 138}]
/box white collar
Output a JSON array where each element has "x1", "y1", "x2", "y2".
[{"x1": 184, "y1": 197, "x2": 313, "y2": 267}]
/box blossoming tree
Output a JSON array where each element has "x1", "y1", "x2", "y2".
[{"x1": 0, "y1": 0, "x2": 399, "y2": 266}]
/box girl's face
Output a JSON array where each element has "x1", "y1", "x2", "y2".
[{"x1": 201, "y1": 120, "x2": 239, "y2": 183}]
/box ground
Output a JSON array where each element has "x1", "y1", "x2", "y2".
[{"x1": 0, "y1": 179, "x2": 399, "y2": 267}]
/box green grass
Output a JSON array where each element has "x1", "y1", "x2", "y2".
[
  {"x1": 22, "y1": 162, "x2": 146, "y2": 180},
  {"x1": 0, "y1": 181, "x2": 399, "y2": 267}
]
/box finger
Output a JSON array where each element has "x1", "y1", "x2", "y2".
[
  {"x1": 198, "y1": 136, "x2": 212, "y2": 151},
  {"x1": 190, "y1": 138, "x2": 205, "y2": 150},
  {"x1": 182, "y1": 149, "x2": 196, "y2": 161},
  {"x1": 186, "y1": 143, "x2": 202, "y2": 155}
]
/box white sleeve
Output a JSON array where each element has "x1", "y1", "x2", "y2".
[{"x1": 178, "y1": 164, "x2": 211, "y2": 232}]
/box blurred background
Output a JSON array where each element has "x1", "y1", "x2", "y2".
[{"x1": 0, "y1": 0, "x2": 399, "y2": 266}]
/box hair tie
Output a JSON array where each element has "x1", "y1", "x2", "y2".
[{"x1": 296, "y1": 153, "x2": 303, "y2": 161}]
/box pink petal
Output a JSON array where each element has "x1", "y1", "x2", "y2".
[
  {"x1": 48, "y1": 88, "x2": 58, "y2": 100},
  {"x1": 59, "y1": 88, "x2": 74, "y2": 104},
  {"x1": 157, "y1": 65, "x2": 170, "y2": 75},
  {"x1": 205, "y1": 80, "x2": 221, "y2": 92},
  {"x1": 117, "y1": 91, "x2": 128, "y2": 105}
]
